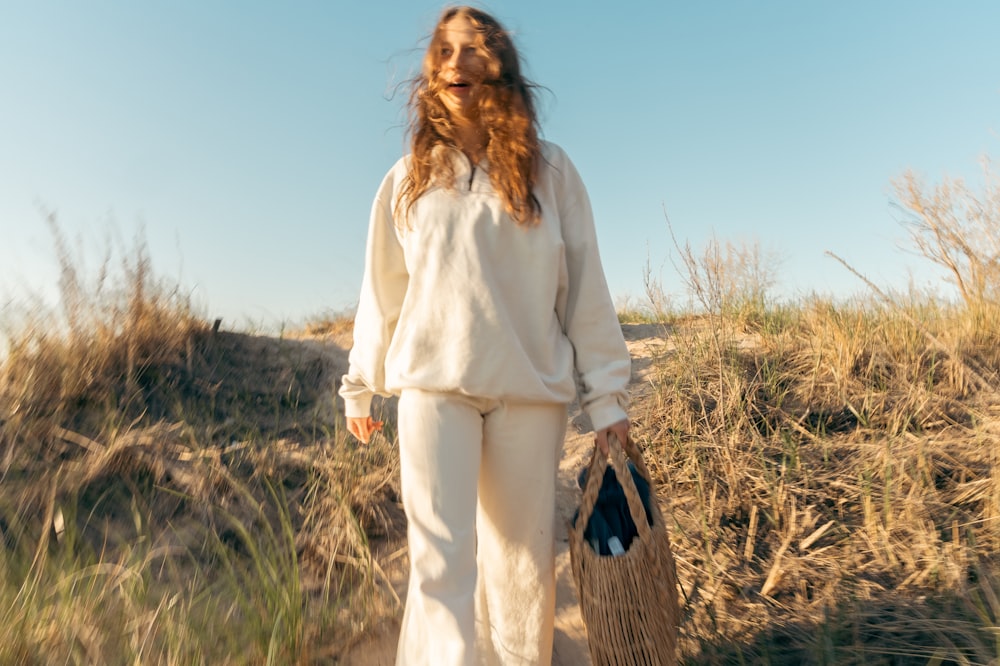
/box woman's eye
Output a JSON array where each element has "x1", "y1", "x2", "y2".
[{"x1": 441, "y1": 47, "x2": 452, "y2": 57}]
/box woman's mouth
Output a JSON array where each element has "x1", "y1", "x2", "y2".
[{"x1": 448, "y1": 81, "x2": 472, "y2": 96}]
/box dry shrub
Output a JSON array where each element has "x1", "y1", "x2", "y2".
[
  {"x1": 0, "y1": 218, "x2": 402, "y2": 663},
  {"x1": 0, "y1": 216, "x2": 208, "y2": 463},
  {"x1": 666, "y1": 214, "x2": 782, "y2": 329},
  {"x1": 894, "y1": 159, "x2": 1000, "y2": 314}
]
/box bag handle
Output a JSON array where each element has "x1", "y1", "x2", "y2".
[{"x1": 573, "y1": 432, "x2": 656, "y2": 546}]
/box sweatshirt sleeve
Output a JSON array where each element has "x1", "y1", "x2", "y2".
[
  {"x1": 553, "y1": 149, "x2": 631, "y2": 431},
  {"x1": 338, "y1": 169, "x2": 409, "y2": 418}
]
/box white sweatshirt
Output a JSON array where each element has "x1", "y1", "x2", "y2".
[{"x1": 339, "y1": 141, "x2": 630, "y2": 432}]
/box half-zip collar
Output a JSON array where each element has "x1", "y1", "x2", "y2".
[
  {"x1": 431, "y1": 144, "x2": 488, "y2": 192},
  {"x1": 457, "y1": 149, "x2": 487, "y2": 192}
]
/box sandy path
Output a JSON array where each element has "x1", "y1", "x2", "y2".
[{"x1": 338, "y1": 323, "x2": 666, "y2": 665}]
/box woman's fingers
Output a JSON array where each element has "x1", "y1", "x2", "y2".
[
  {"x1": 347, "y1": 416, "x2": 384, "y2": 444},
  {"x1": 609, "y1": 419, "x2": 629, "y2": 448},
  {"x1": 595, "y1": 430, "x2": 610, "y2": 456},
  {"x1": 347, "y1": 418, "x2": 365, "y2": 442},
  {"x1": 347, "y1": 417, "x2": 367, "y2": 443},
  {"x1": 594, "y1": 419, "x2": 630, "y2": 457}
]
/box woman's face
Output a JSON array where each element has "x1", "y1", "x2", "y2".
[{"x1": 434, "y1": 14, "x2": 488, "y2": 123}]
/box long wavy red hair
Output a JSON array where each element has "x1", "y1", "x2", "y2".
[{"x1": 397, "y1": 6, "x2": 542, "y2": 226}]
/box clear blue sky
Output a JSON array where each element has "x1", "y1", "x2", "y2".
[{"x1": 2, "y1": 1, "x2": 999, "y2": 329}]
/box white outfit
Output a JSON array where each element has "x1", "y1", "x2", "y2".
[{"x1": 340, "y1": 141, "x2": 630, "y2": 665}]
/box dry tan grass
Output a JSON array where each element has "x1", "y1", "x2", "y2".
[
  {"x1": 0, "y1": 222, "x2": 401, "y2": 664},
  {"x1": 632, "y1": 176, "x2": 1000, "y2": 662},
  {"x1": 631, "y1": 301, "x2": 1000, "y2": 663},
  {"x1": 0, "y1": 312, "x2": 402, "y2": 663}
]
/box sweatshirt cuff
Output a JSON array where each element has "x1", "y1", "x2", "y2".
[
  {"x1": 342, "y1": 393, "x2": 374, "y2": 420},
  {"x1": 586, "y1": 395, "x2": 628, "y2": 433}
]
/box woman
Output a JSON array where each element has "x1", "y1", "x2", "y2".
[{"x1": 340, "y1": 7, "x2": 630, "y2": 665}]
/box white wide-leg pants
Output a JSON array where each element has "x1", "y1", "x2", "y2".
[{"x1": 395, "y1": 389, "x2": 567, "y2": 666}]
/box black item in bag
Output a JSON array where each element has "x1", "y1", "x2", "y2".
[{"x1": 574, "y1": 461, "x2": 654, "y2": 556}]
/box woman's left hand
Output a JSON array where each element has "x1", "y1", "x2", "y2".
[{"x1": 594, "y1": 419, "x2": 629, "y2": 457}]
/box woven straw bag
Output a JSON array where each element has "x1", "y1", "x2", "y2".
[{"x1": 569, "y1": 434, "x2": 680, "y2": 665}]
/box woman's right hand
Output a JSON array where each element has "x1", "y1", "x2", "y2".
[{"x1": 347, "y1": 416, "x2": 383, "y2": 444}]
